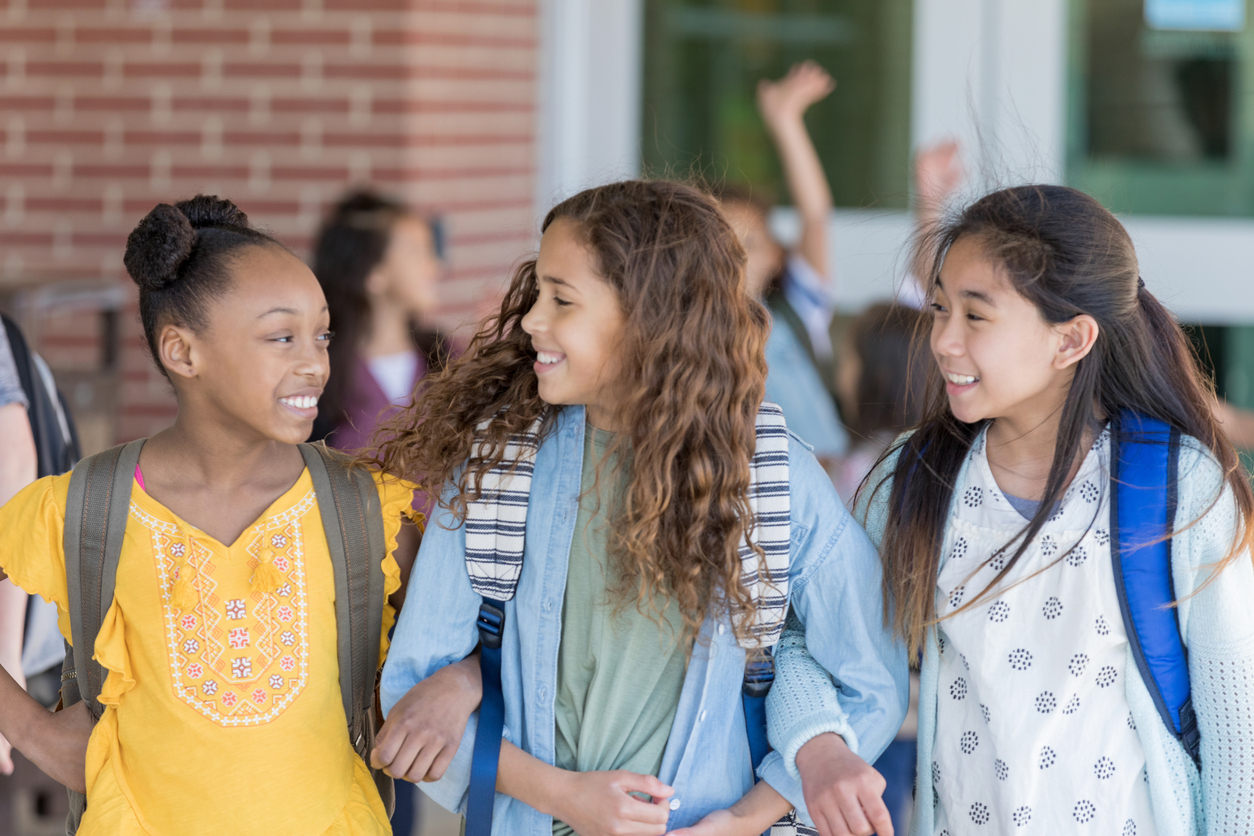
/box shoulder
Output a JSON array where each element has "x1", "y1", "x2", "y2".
[{"x1": 851, "y1": 431, "x2": 914, "y2": 547}]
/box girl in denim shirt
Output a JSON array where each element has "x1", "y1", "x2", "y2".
[
  {"x1": 371, "y1": 180, "x2": 908, "y2": 836},
  {"x1": 772, "y1": 186, "x2": 1254, "y2": 835}
]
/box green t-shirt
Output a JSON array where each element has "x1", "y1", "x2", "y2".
[{"x1": 551, "y1": 426, "x2": 689, "y2": 836}]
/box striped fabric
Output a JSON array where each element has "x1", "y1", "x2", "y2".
[
  {"x1": 739, "y1": 402, "x2": 791, "y2": 650},
  {"x1": 464, "y1": 420, "x2": 543, "y2": 602},
  {"x1": 464, "y1": 404, "x2": 791, "y2": 646}
]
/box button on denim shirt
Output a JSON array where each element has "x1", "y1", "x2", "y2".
[{"x1": 381, "y1": 405, "x2": 907, "y2": 832}]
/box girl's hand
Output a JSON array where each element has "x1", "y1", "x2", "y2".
[
  {"x1": 667, "y1": 779, "x2": 791, "y2": 836},
  {"x1": 553, "y1": 769, "x2": 674, "y2": 836},
  {"x1": 795, "y1": 733, "x2": 892, "y2": 836},
  {"x1": 913, "y1": 140, "x2": 964, "y2": 216},
  {"x1": 757, "y1": 61, "x2": 836, "y2": 128},
  {"x1": 371, "y1": 654, "x2": 482, "y2": 782},
  {"x1": 24, "y1": 701, "x2": 93, "y2": 794}
]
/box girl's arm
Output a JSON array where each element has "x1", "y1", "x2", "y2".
[
  {"x1": 372, "y1": 652, "x2": 481, "y2": 782},
  {"x1": 0, "y1": 650, "x2": 93, "y2": 793},
  {"x1": 387, "y1": 517, "x2": 421, "y2": 612},
  {"x1": 496, "y1": 740, "x2": 674, "y2": 836},
  {"x1": 757, "y1": 61, "x2": 836, "y2": 281}
]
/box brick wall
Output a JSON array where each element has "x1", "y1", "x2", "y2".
[{"x1": 1, "y1": 0, "x2": 539, "y2": 448}]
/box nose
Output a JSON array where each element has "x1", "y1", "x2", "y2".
[
  {"x1": 520, "y1": 298, "x2": 544, "y2": 338},
  {"x1": 296, "y1": 336, "x2": 330, "y2": 385},
  {"x1": 931, "y1": 312, "x2": 965, "y2": 360}
]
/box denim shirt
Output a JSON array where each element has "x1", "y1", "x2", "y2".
[{"x1": 381, "y1": 405, "x2": 907, "y2": 832}]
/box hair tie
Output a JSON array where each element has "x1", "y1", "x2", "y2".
[{"x1": 1137, "y1": 276, "x2": 1146, "y2": 290}]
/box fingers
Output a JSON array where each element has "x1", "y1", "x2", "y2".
[
  {"x1": 369, "y1": 722, "x2": 404, "y2": 770},
  {"x1": 863, "y1": 792, "x2": 894, "y2": 836},
  {"x1": 425, "y1": 742, "x2": 456, "y2": 782},
  {"x1": 615, "y1": 770, "x2": 674, "y2": 801}
]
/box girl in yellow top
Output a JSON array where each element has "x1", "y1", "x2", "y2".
[{"x1": 0, "y1": 196, "x2": 471, "y2": 835}]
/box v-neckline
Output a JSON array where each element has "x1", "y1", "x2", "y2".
[{"x1": 131, "y1": 468, "x2": 313, "y2": 553}]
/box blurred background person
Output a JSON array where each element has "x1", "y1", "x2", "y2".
[
  {"x1": 0, "y1": 316, "x2": 38, "y2": 780},
  {"x1": 308, "y1": 191, "x2": 451, "y2": 836},
  {"x1": 831, "y1": 302, "x2": 929, "y2": 505},
  {"x1": 719, "y1": 61, "x2": 849, "y2": 464},
  {"x1": 310, "y1": 191, "x2": 452, "y2": 452}
]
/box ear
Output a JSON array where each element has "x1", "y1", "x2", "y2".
[
  {"x1": 1053, "y1": 314, "x2": 1099, "y2": 370},
  {"x1": 157, "y1": 324, "x2": 199, "y2": 380}
]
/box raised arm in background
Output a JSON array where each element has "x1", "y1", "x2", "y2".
[{"x1": 757, "y1": 61, "x2": 836, "y2": 281}]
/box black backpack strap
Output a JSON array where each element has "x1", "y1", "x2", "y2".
[
  {"x1": 298, "y1": 442, "x2": 394, "y2": 814},
  {"x1": 62, "y1": 440, "x2": 144, "y2": 717}
]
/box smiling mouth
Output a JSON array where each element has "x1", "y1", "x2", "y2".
[
  {"x1": 945, "y1": 372, "x2": 978, "y2": 385},
  {"x1": 280, "y1": 395, "x2": 319, "y2": 409},
  {"x1": 535, "y1": 351, "x2": 564, "y2": 366}
]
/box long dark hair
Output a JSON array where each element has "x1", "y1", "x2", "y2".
[
  {"x1": 373, "y1": 180, "x2": 772, "y2": 643},
  {"x1": 874, "y1": 184, "x2": 1254, "y2": 654},
  {"x1": 310, "y1": 190, "x2": 448, "y2": 439}
]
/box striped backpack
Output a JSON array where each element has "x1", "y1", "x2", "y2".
[{"x1": 462, "y1": 402, "x2": 816, "y2": 835}]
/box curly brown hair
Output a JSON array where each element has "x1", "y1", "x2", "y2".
[{"x1": 371, "y1": 179, "x2": 772, "y2": 642}]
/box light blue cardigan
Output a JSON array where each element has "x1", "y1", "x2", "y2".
[{"x1": 767, "y1": 432, "x2": 1254, "y2": 835}]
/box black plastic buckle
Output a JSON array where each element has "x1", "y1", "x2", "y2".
[
  {"x1": 476, "y1": 601, "x2": 506, "y2": 650},
  {"x1": 742, "y1": 654, "x2": 775, "y2": 699}
]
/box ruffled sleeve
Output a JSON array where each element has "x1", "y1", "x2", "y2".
[
  {"x1": 94, "y1": 599, "x2": 135, "y2": 707},
  {"x1": 371, "y1": 470, "x2": 422, "y2": 665},
  {"x1": 0, "y1": 472, "x2": 74, "y2": 644}
]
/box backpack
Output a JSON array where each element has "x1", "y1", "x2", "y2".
[
  {"x1": 462, "y1": 403, "x2": 811, "y2": 836},
  {"x1": 1, "y1": 312, "x2": 80, "y2": 479},
  {"x1": 1109, "y1": 411, "x2": 1200, "y2": 767},
  {"x1": 56, "y1": 440, "x2": 395, "y2": 834}
]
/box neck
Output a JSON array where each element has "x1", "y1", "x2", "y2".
[
  {"x1": 584, "y1": 403, "x2": 623, "y2": 433},
  {"x1": 984, "y1": 395, "x2": 1094, "y2": 501},
  {"x1": 146, "y1": 410, "x2": 293, "y2": 491},
  {"x1": 361, "y1": 302, "x2": 415, "y2": 359}
]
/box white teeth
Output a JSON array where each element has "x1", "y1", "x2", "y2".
[
  {"x1": 536, "y1": 351, "x2": 563, "y2": 365},
  {"x1": 946, "y1": 373, "x2": 978, "y2": 385},
  {"x1": 281, "y1": 395, "x2": 319, "y2": 409}
]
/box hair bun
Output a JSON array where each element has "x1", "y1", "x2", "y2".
[
  {"x1": 124, "y1": 203, "x2": 196, "y2": 292},
  {"x1": 177, "y1": 194, "x2": 250, "y2": 230}
]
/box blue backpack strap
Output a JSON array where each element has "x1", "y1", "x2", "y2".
[
  {"x1": 1111, "y1": 411, "x2": 1199, "y2": 767},
  {"x1": 464, "y1": 420, "x2": 542, "y2": 836},
  {"x1": 743, "y1": 648, "x2": 775, "y2": 773}
]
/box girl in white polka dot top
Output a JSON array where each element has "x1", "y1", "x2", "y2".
[{"x1": 766, "y1": 185, "x2": 1254, "y2": 836}]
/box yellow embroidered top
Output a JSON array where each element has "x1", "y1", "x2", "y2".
[{"x1": 0, "y1": 467, "x2": 415, "y2": 836}]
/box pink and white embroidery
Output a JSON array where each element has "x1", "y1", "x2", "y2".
[
  {"x1": 228, "y1": 627, "x2": 250, "y2": 649},
  {"x1": 137, "y1": 489, "x2": 317, "y2": 728}
]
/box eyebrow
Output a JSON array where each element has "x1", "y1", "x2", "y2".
[
  {"x1": 258, "y1": 305, "x2": 328, "y2": 318},
  {"x1": 538, "y1": 274, "x2": 573, "y2": 289},
  {"x1": 936, "y1": 279, "x2": 997, "y2": 307}
]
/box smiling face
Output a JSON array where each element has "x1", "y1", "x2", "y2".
[
  {"x1": 162, "y1": 245, "x2": 332, "y2": 445},
  {"x1": 520, "y1": 218, "x2": 627, "y2": 430},
  {"x1": 930, "y1": 235, "x2": 1094, "y2": 431}
]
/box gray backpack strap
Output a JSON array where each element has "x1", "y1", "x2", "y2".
[
  {"x1": 60, "y1": 438, "x2": 143, "y2": 836},
  {"x1": 62, "y1": 439, "x2": 144, "y2": 716},
  {"x1": 298, "y1": 442, "x2": 394, "y2": 815}
]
